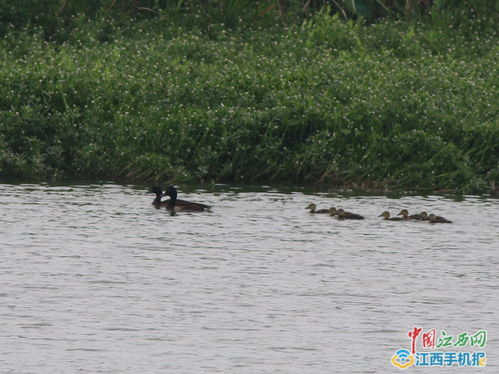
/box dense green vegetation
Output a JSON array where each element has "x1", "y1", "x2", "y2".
[{"x1": 0, "y1": 1, "x2": 498, "y2": 192}]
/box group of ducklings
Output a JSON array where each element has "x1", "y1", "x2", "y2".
[
  {"x1": 307, "y1": 204, "x2": 452, "y2": 223},
  {"x1": 306, "y1": 203, "x2": 364, "y2": 220},
  {"x1": 379, "y1": 209, "x2": 452, "y2": 223}
]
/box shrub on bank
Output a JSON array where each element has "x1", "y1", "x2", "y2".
[{"x1": 0, "y1": 7, "x2": 497, "y2": 192}]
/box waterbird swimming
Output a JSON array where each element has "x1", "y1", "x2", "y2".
[
  {"x1": 162, "y1": 185, "x2": 211, "y2": 212},
  {"x1": 328, "y1": 207, "x2": 338, "y2": 216},
  {"x1": 428, "y1": 213, "x2": 452, "y2": 223},
  {"x1": 306, "y1": 203, "x2": 330, "y2": 214},
  {"x1": 151, "y1": 186, "x2": 211, "y2": 212},
  {"x1": 335, "y1": 208, "x2": 364, "y2": 220},
  {"x1": 150, "y1": 186, "x2": 170, "y2": 208},
  {"x1": 379, "y1": 211, "x2": 404, "y2": 221},
  {"x1": 397, "y1": 209, "x2": 426, "y2": 220},
  {"x1": 419, "y1": 212, "x2": 429, "y2": 220}
]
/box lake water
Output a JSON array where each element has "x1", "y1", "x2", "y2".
[{"x1": 0, "y1": 182, "x2": 498, "y2": 373}]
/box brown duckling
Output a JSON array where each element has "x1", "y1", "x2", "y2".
[
  {"x1": 419, "y1": 211, "x2": 429, "y2": 220},
  {"x1": 306, "y1": 203, "x2": 330, "y2": 214},
  {"x1": 378, "y1": 211, "x2": 404, "y2": 221},
  {"x1": 336, "y1": 208, "x2": 364, "y2": 220},
  {"x1": 328, "y1": 207, "x2": 338, "y2": 216},
  {"x1": 428, "y1": 214, "x2": 452, "y2": 223},
  {"x1": 398, "y1": 209, "x2": 426, "y2": 220}
]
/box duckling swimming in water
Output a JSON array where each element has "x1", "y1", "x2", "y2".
[
  {"x1": 419, "y1": 211, "x2": 429, "y2": 220},
  {"x1": 428, "y1": 213, "x2": 452, "y2": 223},
  {"x1": 306, "y1": 203, "x2": 330, "y2": 214},
  {"x1": 328, "y1": 207, "x2": 338, "y2": 216},
  {"x1": 378, "y1": 211, "x2": 404, "y2": 221},
  {"x1": 335, "y1": 208, "x2": 364, "y2": 220},
  {"x1": 397, "y1": 209, "x2": 426, "y2": 220}
]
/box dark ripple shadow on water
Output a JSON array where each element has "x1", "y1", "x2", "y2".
[{"x1": 0, "y1": 182, "x2": 498, "y2": 373}]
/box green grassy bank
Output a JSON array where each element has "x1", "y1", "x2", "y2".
[{"x1": 0, "y1": 5, "x2": 498, "y2": 192}]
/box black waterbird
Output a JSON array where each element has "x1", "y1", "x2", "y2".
[{"x1": 158, "y1": 185, "x2": 211, "y2": 212}]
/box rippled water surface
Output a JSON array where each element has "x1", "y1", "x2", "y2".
[{"x1": 1, "y1": 182, "x2": 498, "y2": 373}]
